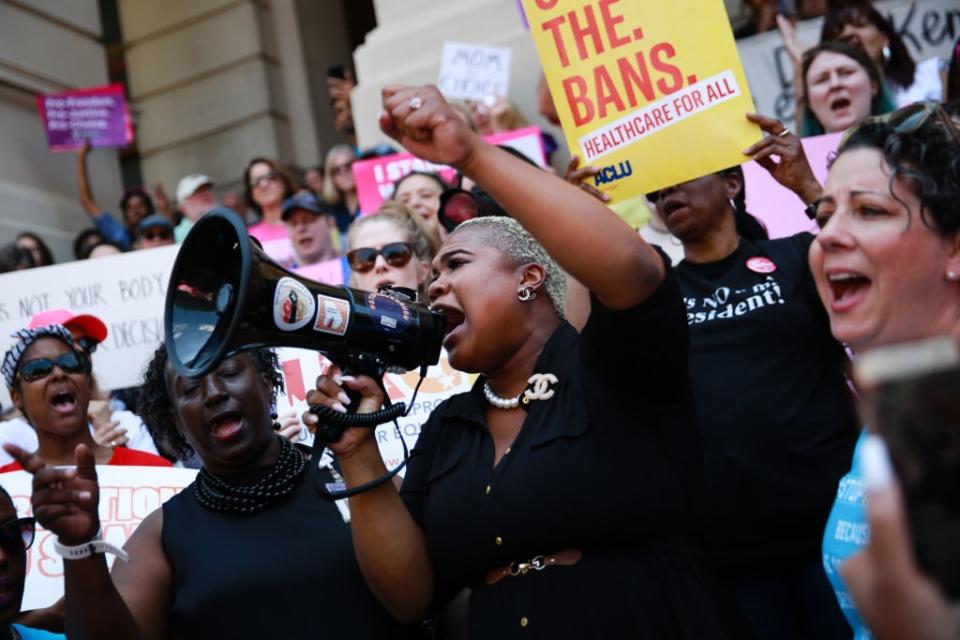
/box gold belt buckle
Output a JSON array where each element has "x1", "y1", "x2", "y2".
[{"x1": 508, "y1": 555, "x2": 546, "y2": 576}]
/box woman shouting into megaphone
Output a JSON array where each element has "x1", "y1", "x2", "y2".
[{"x1": 307, "y1": 85, "x2": 726, "y2": 639}]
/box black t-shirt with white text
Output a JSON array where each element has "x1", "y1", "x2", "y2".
[{"x1": 675, "y1": 233, "x2": 858, "y2": 572}]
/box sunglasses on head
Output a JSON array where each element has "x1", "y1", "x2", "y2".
[
  {"x1": 18, "y1": 351, "x2": 89, "y2": 383},
  {"x1": 250, "y1": 172, "x2": 280, "y2": 189},
  {"x1": 840, "y1": 101, "x2": 960, "y2": 148},
  {"x1": 347, "y1": 242, "x2": 414, "y2": 273},
  {"x1": 0, "y1": 517, "x2": 36, "y2": 555}
]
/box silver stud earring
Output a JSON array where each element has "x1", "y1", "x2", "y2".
[
  {"x1": 517, "y1": 287, "x2": 537, "y2": 302},
  {"x1": 882, "y1": 45, "x2": 892, "y2": 64},
  {"x1": 947, "y1": 271, "x2": 958, "y2": 281}
]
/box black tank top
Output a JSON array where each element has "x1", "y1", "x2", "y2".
[{"x1": 162, "y1": 463, "x2": 417, "y2": 639}]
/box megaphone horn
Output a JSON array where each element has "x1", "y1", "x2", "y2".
[{"x1": 164, "y1": 208, "x2": 445, "y2": 379}]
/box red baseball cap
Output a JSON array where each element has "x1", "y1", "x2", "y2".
[{"x1": 28, "y1": 308, "x2": 108, "y2": 344}]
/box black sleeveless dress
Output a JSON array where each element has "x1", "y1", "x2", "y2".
[{"x1": 162, "y1": 463, "x2": 417, "y2": 639}]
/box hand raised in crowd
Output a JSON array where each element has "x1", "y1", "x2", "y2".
[
  {"x1": 326, "y1": 68, "x2": 355, "y2": 104},
  {"x1": 88, "y1": 400, "x2": 129, "y2": 448},
  {"x1": 76, "y1": 137, "x2": 92, "y2": 159},
  {"x1": 776, "y1": 14, "x2": 804, "y2": 68},
  {"x1": 302, "y1": 364, "x2": 384, "y2": 461},
  {"x1": 564, "y1": 154, "x2": 610, "y2": 203},
  {"x1": 328, "y1": 69, "x2": 356, "y2": 135},
  {"x1": 743, "y1": 112, "x2": 822, "y2": 205},
  {"x1": 380, "y1": 85, "x2": 479, "y2": 168},
  {"x1": 3, "y1": 443, "x2": 100, "y2": 545},
  {"x1": 487, "y1": 94, "x2": 513, "y2": 132},
  {"x1": 152, "y1": 182, "x2": 174, "y2": 219},
  {"x1": 92, "y1": 418, "x2": 129, "y2": 449},
  {"x1": 274, "y1": 409, "x2": 303, "y2": 442},
  {"x1": 842, "y1": 471, "x2": 960, "y2": 640}
]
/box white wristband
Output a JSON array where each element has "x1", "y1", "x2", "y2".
[{"x1": 53, "y1": 529, "x2": 129, "y2": 563}]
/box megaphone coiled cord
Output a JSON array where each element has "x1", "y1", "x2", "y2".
[{"x1": 309, "y1": 367, "x2": 427, "y2": 499}]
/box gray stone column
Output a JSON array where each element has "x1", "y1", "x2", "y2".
[{"x1": 0, "y1": 0, "x2": 123, "y2": 260}]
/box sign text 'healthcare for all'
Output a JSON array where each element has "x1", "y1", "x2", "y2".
[{"x1": 523, "y1": 0, "x2": 762, "y2": 201}]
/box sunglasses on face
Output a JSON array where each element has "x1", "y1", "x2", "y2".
[
  {"x1": 0, "y1": 517, "x2": 36, "y2": 555},
  {"x1": 346, "y1": 242, "x2": 414, "y2": 273},
  {"x1": 840, "y1": 101, "x2": 960, "y2": 148},
  {"x1": 141, "y1": 229, "x2": 172, "y2": 241},
  {"x1": 250, "y1": 172, "x2": 280, "y2": 189},
  {"x1": 18, "y1": 351, "x2": 89, "y2": 383}
]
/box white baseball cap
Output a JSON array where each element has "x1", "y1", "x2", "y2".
[{"x1": 176, "y1": 174, "x2": 213, "y2": 204}]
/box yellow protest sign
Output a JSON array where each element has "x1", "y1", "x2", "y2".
[{"x1": 523, "y1": 0, "x2": 762, "y2": 202}]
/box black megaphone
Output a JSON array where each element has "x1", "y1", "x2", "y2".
[{"x1": 163, "y1": 209, "x2": 445, "y2": 380}]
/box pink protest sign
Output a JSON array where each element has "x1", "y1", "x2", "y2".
[
  {"x1": 294, "y1": 257, "x2": 348, "y2": 286},
  {"x1": 743, "y1": 131, "x2": 842, "y2": 239},
  {"x1": 353, "y1": 126, "x2": 547, "y2": 214},
  {"x1": 36, "y1": 83, "x2": 133, "y2": 152}
]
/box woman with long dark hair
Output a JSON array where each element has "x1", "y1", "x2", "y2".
[
  {"x1": 821, "y1": 2, "x2": 944, "y2": 106},
  {"x1": 15, "y1": 233, "x2": 54, "y2": 267},
  {"x1": 243, "y1": 158, "x2": 297, "y2": 266},
  {"x1": 799, "y1": 40, "x2": 896, "y2": 136}
]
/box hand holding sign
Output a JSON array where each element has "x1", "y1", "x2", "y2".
[
  {"x1": 526, "y1": 0, "x2": 761, "y2": 202},
  {"x1": 4, "y1": 443, "x2": 101, "y2": 546},
  {"x1": 380, "y1": 85, "x2": 480, "y2": 168},
  {"x1": 565, "y1": 154, "x2": 610, "y2": 202},
  {"x1": 743, "y1": 112, "x2": 822, "y2": 206}
]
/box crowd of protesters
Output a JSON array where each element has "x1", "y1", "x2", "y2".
[{"x1": 1, "y1": 1, "x2": 959, "y2": 638}]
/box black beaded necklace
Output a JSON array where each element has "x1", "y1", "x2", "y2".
[{"x1": 193, "y1": 436, "x2": 306, "y2": 514}]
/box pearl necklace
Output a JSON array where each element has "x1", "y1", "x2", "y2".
[
  {"x1": 483, "y1": 374, "x2": 560, "y2": 410},
  {"x1": 483, "y1": 381, "x2": 522, "y2": 410}
]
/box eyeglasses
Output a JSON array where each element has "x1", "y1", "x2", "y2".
[
  {"x1": 0, "y1": 517, "x2": 36, "y2": 555},
  {"x1": 250, "y1": 172, "x2": 280, "y2": 189},
  {"x1": 346, "y1": 242, "x2": 414, "y2": 273},
  {"x1": 331, "y1": 163, "x2": 353, "y2": 176},
  {"x1": 18, "y1": 351, "x2": 89, "y2": 383},
  {"x1": 140, "y1": 229, "x2": 172, "y2": 241},
  {"x1": 840, "y1": 101, "x2": 960, "y2": 149}
]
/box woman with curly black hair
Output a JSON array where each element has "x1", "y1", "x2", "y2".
[
  {"x1": 812, "y1": 101, "x2": 960, "y2": 639},
  {"x1": 6, "y1": 344, "x2": 420, "y2": 639}
]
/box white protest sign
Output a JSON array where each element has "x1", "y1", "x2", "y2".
[
  {"x1": 3, "y1": 466, "x2": 198, "y2": 609},
  {"x1": 438, "y1": 41, "x2": 513, "y2": 101},
  {"x1": 0, "y1": 246, "x2": 179, "y2": 407},
  {"x1": 274, "y1": 348, "x2": 474, "y2": 470}
]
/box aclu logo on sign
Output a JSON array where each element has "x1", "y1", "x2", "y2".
[{"x1": 593, "y1": 161, "x2": 633, "y2": 186}]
